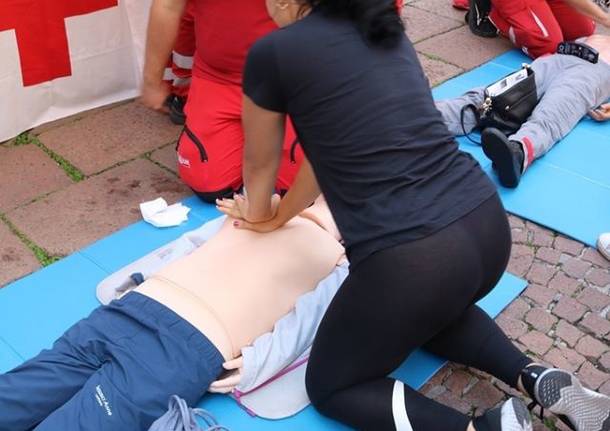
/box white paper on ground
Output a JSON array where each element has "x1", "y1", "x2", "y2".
[{"x1": 140, "y1": 197, "x2": 190, "y2": 228}]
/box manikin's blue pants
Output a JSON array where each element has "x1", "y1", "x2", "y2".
[
  {"x1": 0, "y1": 293, "x2": 224, "y2": 431},
  {"x1": 436, "y1": 54, "x2": 610, "y2": 169}
]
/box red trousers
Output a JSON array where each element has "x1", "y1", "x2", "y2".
[
  {"x1": 489, "y1": 0, "x2": 595, "y2": 58},
  {"x1": 176, "y1": 76, "x2": 304, "y2": 201}
]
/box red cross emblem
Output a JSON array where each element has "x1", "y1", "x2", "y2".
[{"x1": 0, "y1": 0, "x2": 118, "y2": 87}]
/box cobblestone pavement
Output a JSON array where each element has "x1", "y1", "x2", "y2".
[{"x1": 1, "y1": 1, "x2": 608, "y2": 429}]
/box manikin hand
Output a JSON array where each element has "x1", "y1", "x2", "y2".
[
  {"x1": 140, "y1": 79, "x2": 170, "y2": 113},
  {"x1": 208, "y1": 357, "x2": 243, "y2": 394},
  {"x1": 216, "y1": 194, "x2": 285, "y2": 233},
  {"x1": 589, "y1": 103, "x2": 610, "y2": 122}
]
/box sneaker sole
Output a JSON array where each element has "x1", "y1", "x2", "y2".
[
  {"x1": 502, "y1": 398, "x2": 534, "y2": 431},
  {"x1": 482, "y1": 131, "x2": 520, "y2": 188},
  {"x1": 535, "y1": 369, "x2": 610, "y2": 431}
]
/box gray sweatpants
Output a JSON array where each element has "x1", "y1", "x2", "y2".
[{"x1": 437, "y1": 55, "x2": 610, "y2": 170}]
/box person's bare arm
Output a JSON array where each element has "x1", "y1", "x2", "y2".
[
  {"x1": 563, "y1": 0, "x2": 610, "y2": 27},
  {"x1": 273, "y1": 156, "x2": 321, "y2": 224},
  {"x1": 217, "y1": 156, "x2": 321, "y2": 233},
  {"x1": 241, "y1": 95, "x2": 286, "y2": 222},
  {"x1": 140, "y1": 0, "x2": 187, "y2": 111}
]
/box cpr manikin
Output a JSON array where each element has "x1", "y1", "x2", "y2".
[
  {"x1": 0, "y1": 197, "x2": 344, "y2": 431},
  {"x1": 134, "y1": 196, "x2": 344, "y2": 360}
]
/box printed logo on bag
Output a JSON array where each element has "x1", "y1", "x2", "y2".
[{"x1": 95, "y1": 385, "x2": 113, "y2": 416}]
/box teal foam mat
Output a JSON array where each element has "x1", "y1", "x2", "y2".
[{"x1": 0, "y1": 337, "x2": 23, "y2": 374}]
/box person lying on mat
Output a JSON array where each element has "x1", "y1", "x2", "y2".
[
  {"x1": 216, "y1": 1, "x2": 610, "y2": 431},
  {"x1": 0, "y1": 198, "x2": 345, "y2": 431},
  {"x1": 436, "y1": 34, "x2": 610, "y2": 188}
]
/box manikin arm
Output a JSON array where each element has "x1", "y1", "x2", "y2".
[
  {"x1": 95, "y1": 216, "x2": 226, "y2": 305},
  {"x1": 590, "y1": 103, "x2": 610, "y2": 121},
  {"x1": 234, "y1": 262, "x2": 349, "y2": 393}
]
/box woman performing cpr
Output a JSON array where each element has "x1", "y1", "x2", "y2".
[
  {"x1": 0, "y1": 199, "x2": 344, "y2": 431},
  {"x1": 216, "y1": 1, "x2": 610, "y2": 430}
]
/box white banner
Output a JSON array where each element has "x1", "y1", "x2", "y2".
[{"x1": 0, "y1": 0, "x2": 152, "y2": 142}]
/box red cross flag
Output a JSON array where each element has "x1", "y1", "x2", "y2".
[{"x1": 0, "y1": 0, "x2": 152, "y2": 142}]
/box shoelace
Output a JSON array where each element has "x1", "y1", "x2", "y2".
[
  {"x1": 527, "y1": 400, "x2": 576, "y2": 431},
  {"x1": 527, "y1": 400, "x2": 544, "y2": 421},
  {"x1": 149, "y1": 395, "x2": 230, "y2": 431}
]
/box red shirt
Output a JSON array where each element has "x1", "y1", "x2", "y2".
[
  {"x1": 193, "y1": 0, "x2": 277, "y2": 85},
  {"x1": 192, "y1": 0, "x2": 404, "y2": 85}
]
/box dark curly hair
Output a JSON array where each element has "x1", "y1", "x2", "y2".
[{"x1": 301, "y1": 0, "x2": 404, "y2": 48}]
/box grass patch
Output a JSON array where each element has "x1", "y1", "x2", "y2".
[
  {"x1": 25, "y1": 133, "x2": 85, "y2": 182},
  {"x1": 13, "y1": 132, "x2": 33, "y2": 146},
  {"x1": 8, "y1": 131, "x2": 85, "y2": 182},
  {"x1": 143, "y1": 150, "x2": 178, "y2": 177},
  {"x1": 543, "y1": 417, "x2": 558, "y2": 430},
  {"x1": 0, "y1": 214, "x2": 62, "y2": 267}
]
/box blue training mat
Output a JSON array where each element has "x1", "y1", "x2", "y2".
[
  {"x1": 0, "y1": 196, "x2": 527, "y2": 430},
  {"x1": 433, "y1": 50, "x2": 610, "y2": 247}
]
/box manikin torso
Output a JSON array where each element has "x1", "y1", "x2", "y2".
[{"x1": 134, "y1": 199, "x2": 344, "y2": 360}]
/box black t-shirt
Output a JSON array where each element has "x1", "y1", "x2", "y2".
[{"x1": 243, "y1": 9, "x2": 496, "y2": 266}]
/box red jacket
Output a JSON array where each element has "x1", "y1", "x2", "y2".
[{"x1": 192, "y1": 0, "x2": 404, "y2": 85}]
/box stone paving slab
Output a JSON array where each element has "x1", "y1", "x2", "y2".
[
  {"x1": 0, "y1": 222, "x2": 40, "y2": 287},
  {"x1": 416, "y1": 26, "x2": 513, "y2": 70},
  {"x1": 150, "y1": 144, "x2": 179, "y2": 174},
  {"x1": 6, "y1": 159, "x2": 191, "y2": 256},
  {"x1": 410, "y1": 0, "x2": 466, "y2": 22},
  {"x1": 419, "y1": 53, "x2": 465, "y2": 86},
  {"x1": 404, "y1": 5, "x2": 463, "y2": 43},
  {"x1": 31, "y1": 100, "x2": 130, "y2": 136},
  {"x1": 38, "y1": 102, "x2": 182, "y2": 176},
  {"x1": 0, "y1": 144, "x2": 73, "y2": 212}
]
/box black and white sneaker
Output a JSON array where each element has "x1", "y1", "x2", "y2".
[
  {"x1": 474, "y1": 398, "x2": 533, "y2": 431},
  {"x1": 532, "y1": 368, "x2": 610, "y2": 431}
]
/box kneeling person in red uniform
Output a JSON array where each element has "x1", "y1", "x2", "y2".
[
  {"x1": 141, "y1": 0, "x2": 305, "y2": 202},
  {"x1": 489, "y1": 0, "x2": 609, "y2": 58}
]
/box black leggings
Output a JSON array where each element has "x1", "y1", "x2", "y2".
[{"x1": 305, "y1": 194, "x2": 532, "y2": 431}]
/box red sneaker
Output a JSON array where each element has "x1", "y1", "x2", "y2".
[{"x1": 452, "y1": 0, "x2": 469, "y2": 10}]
